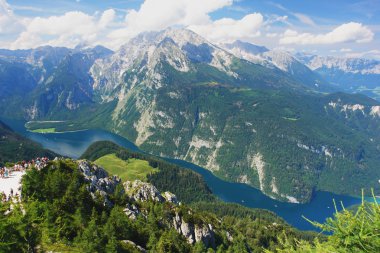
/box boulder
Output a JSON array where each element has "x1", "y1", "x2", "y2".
[
  {"x1": 78, "y1": 160, "x2": 121, "y2": 207},
  {"x1": 124, "y1": 203, "x2": 140, "y2": 220},
  {"x1": 163, "y1": 191, "x2": 179, "y2": 204},
  {"x1": 123, "y1": 180, "x2": 165, "y2": 203},
  {"x1": 171, "y1": 212, "x2": 215, "y2": 247},
  {"x1": 121, "y1": 240, "x2": 147, "y2": 253}
]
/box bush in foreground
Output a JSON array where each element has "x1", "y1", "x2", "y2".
[{"x1": 269, "y1": 191, "x2": 380, "y2": 253}]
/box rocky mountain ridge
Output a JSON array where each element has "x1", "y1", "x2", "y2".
[
  {"x1": 75, "y1": 159, "x2": 217, "y2": 247},
  {"x1": 1, "y1": 28, "x2": 380, "y2": 203},
  {"x1": 297, "y1": 53, "x2": 380, "y2": 75},
  {"x1": 295, "y1": 53, "x2": 380, "y2": 100},
  {"x1": 222, "y1": 41, "x2": 328, "y2": 90}
]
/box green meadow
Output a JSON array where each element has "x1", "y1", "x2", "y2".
[
  {"x1": 31, "y1": 128, "x2": 56, "y2": 133},
  {"x1": 94, "y1": 153, "x2": 158, "y2": 181}
]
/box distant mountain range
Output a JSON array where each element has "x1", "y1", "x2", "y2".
[
  {"x1": 222, "y1": 40, "x2": 329, "y2": 91},
  {"x1": 0, "y1": 45, "x2": 113, "y2": 119},
  {"x1": 296, "y1": 53, "x2": 380, "y2": 100},
  {"x1": 223, "y1": 40, "x2": 380, "y2": 100},
  {"x1": 0, "y1": 28, "x2": 379, "y2": 203}
]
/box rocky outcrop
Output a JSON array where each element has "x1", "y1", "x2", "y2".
[
  {"x1": 172, "y1": 212, "x2": 215, "y2": 247},
  {"x1": 121, "y1": 240, "x2": 147, "y2": 253},
  {"x1": 162, "y1": 191, "x2": 179, "y2": 204},
  {"x1": 123, "y1": 203, "x2": 140, "y2": 220},
  {"x1": 124, "y1": 180, "x2": 172, "y2": 203},
  {"x1": 122, "y1": 180, "x2": 178, "y2": 220},
  {"x1": 226, "y1": 231, "x2": 234, "y2": 242},
  {"x1": 78, "y1": 160, "x2": 121, "y2": 206},
  {"x1": 123, "y1": 180, "x2": 215, "y2": 247}
]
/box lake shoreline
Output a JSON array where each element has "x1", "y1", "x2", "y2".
[
  {"x1": 26, "y1": 128, "x2": 89, "y2": 134},
  {"x1": 1, "y1": 117, "x2": 366, "y2": 231}
]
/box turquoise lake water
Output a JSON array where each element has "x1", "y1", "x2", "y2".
[{"x1": 3, "y1": 118, "x2": 363, "y2": 231}]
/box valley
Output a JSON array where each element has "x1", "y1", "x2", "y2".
[
  {"x1": 1, "y1": 0, "x2": 380, "y2": 251},
  {"x1": 0, "y1": 28, "x2": 379, "y2": 204},
  {"x1": 1, "y1": 118, "x2": 363, "y2": 231},
  {"x1": 0, "y1": 120, "x2": 57, "y2": 166}
]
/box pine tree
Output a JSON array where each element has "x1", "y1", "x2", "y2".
[
  {"x1": 192, "y1": 242, "x2": 207, "y2": 253},
  {"x1": 105, "y1": 235, "x2": 118, "y2": 253},
  {"x1": 77, "y1": 209, "x2": 103, "y2": 253},
  {"x1": 156, "y1": 230, "x2": 191, "y2": 253}
]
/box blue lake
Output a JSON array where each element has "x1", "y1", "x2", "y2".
[{"x1": 3, "y1": 118, "x2": 363, "y2": 231}]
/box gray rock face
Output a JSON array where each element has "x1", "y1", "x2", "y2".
[
  {"x1": 172, "y1": 212, "x2": 215, "y2": 247},
  {"x1": 123, "y1": 180, "x2": 166, "y2": 203},
  {"x1": 226, "y1": 231, "x2": 234, "y2": 242},
  {"x1": 122, "y1": 180, "x2": 179, "y2": 219},
  {"x1": 78, "y1": 160, "x2": 121, "y2": 206},
  {"x1": 122, "y1": 240, "x2": 147, "y2": 253},
  {"x1": 162, "y1": 191, "x2": 179, "y2": 204},
  {"x1": 123, "y1": 203, "x2": 140, "y2": 220},
  {"x1": 122, "y1": 180, "x2": 214, "y2": 246}
]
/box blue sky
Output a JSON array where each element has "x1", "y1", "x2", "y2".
[{"x1": 1, "y1": 0, "x2": 379, "y2": 59}]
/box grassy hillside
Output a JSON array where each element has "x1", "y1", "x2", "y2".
[
  {"x1": 3, "y1": 151, "x2": 377, "y2": 252},
  {"x1": 94, "y1": 154, "x2": 158, "y2": 181},
  {"x1": 81, "y1": 141, "x2": 215, "y2": 203},
  {"x1": 0, "y1": 120, "x2": 57, "y2": 166},
  {"x1": 0, "y1": 158, "x2": 320, "y2": 253}
]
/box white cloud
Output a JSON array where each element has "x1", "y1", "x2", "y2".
[
  {"x1": 292, "y1": 13, "x2": 316, "y2": 26},
  {"x1": 266, "y1": 33, "x2": 278, "y2": 38},
  {"x1": 264, "y1": 15, "x2": 290, "y2": 27},
  {"x1": 280, "y1": 22, "x2": 374, "y2": 45},
  {"x1": 270, "y1": 2, "x2": 315, "y2": 27},
  {"x1": 4, "y1": 0, "x2": 241, "y2": 50},
  {"x1": 11, "y1": 5, "x2": 44, "y2": 12},
  {"x1": 125, "y1": 0, "x2": 232, "y2": 31},
  {"x1": 99, "y1": 9, "x2": 116, "y2": 29},
  {"x1": 0, "y1": 0, "x2": 378, "y2": 58},
  {"x1": 106, "y1": 0, "x2": 234, "y2": 48},
  {"x1": 11, "y1": 9, "x2": 116, "y2": 49},
  {"x1": 0, "y1": 0, "x2": 23, "y2": 34},
  {"x1": 188, "y1": 13, "x2": 263, "y2": 43}
]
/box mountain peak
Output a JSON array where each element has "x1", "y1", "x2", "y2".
[
  {"x1": 125, "y1": 27, "x2": 212, "y2": 50},
  {"x1": 223, "y1": 40, "x2": 269, "y2": 55},
  {"x1": 110, "y1": 27, "x2": 235, "y2": 75}
]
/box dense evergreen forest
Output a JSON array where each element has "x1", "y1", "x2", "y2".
[
  {"x1": 1, "y1": 140, "x2": 379, "y2": 252},
  {"x1": 0, "y1": 121, "x2": 57, "y2": 166},
  {"x1": 0, "y1": 158, "x2": 314, "y2": 252},
  {"x1": 81, "y1": 141, "x2": 216, "y2": 203}
]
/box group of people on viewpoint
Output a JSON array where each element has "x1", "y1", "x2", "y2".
[{"x1": 1, "y1": 157, "x2": 50, "y2": 202}]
